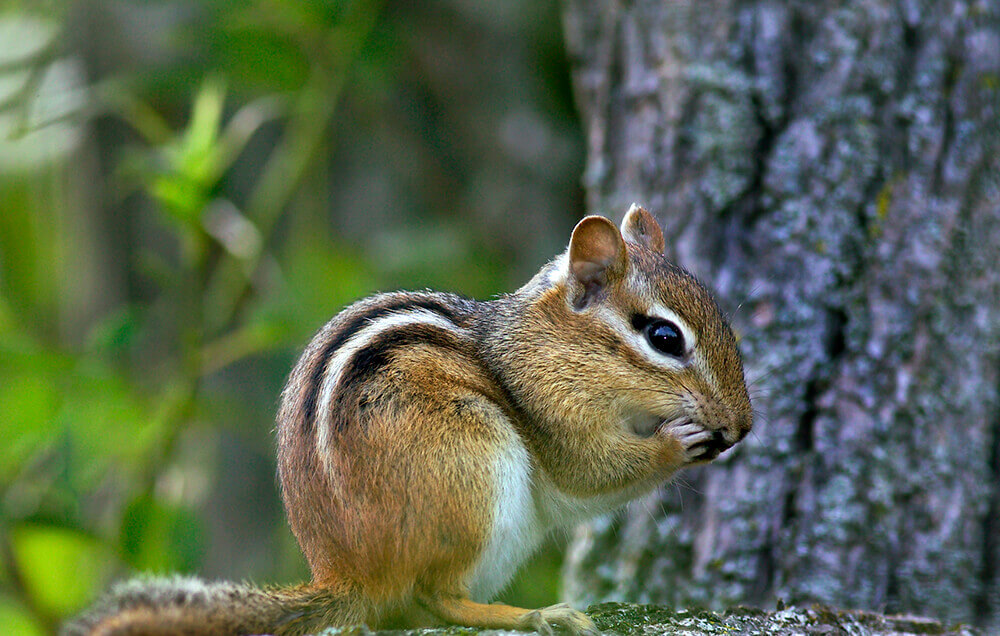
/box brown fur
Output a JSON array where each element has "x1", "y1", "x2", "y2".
[
  {"x1": 62, "y1": 578, "x2": 364, "y2": 636},
  {"x1": 65, "y1": 206, "x2": 751, "y2": 636}
]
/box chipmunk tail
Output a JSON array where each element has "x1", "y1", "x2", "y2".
[{"x1": 62, "y1": 575, "x2": 368, "y2": 636}]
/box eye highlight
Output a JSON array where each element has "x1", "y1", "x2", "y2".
[{"x1": 631, "y1": 314, "x2": 686, "y2": 358}]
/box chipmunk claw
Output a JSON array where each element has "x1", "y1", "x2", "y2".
[
  {"x1": 519, "y1": 603, "x2": 598, "y2": 635},
  {"x1": 520, "y1": 609, "x2": 553, "y2": 636},
  {"x1": 659, "y1": 418, "x2": 728, "y2": 464}
]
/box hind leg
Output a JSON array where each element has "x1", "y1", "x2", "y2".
[
  {"x1": 348, "y1": 358, "x2": 588, "y2": 633},
  {"x1": 415, "y1": 590, "x2": 598, "y2": 636}
]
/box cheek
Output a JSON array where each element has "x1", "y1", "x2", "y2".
[{"x1": 614, "y1": 367, "x2": 690, "y2": 413}]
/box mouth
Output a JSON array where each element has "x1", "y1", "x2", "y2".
[
  {"x1": 627, "y1": 414, "x2": 736, "y2": 456},
  {"x1": 696, "y1": 429, "x2": 733, "y2": 461},
  {"x1": 627, "y1": 412, "x2": 666, "y2": 438}
]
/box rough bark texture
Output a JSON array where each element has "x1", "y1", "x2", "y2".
[{"x1": 560, "y1": 0, "x2": 1000, "y2": 630}]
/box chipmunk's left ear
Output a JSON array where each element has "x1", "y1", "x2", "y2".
[{"x1": 620, "y1": 203, "x2": 665, "y2": 253}]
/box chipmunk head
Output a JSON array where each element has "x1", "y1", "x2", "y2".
[{"x1": 541, "y1": 204, "x2": 752, "y2": 456}]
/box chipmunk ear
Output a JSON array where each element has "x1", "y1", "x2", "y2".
[
  {"x1": 620, "y1": 203, "x2": 665, "y2": 253},
  {"x1": 568, "y1": 215, "x2": 627, "y2": 309}
]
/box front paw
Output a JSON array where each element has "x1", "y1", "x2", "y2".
[
  {"x1": 659, "y1": 418, "x2": 728, "y2": 464},
  {"x1": 518, "y1": 603, "x2": 599, "y2": 636}
]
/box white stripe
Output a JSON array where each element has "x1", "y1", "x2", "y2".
[{"x1": 314, "y1": 308, "x2": 466, "y2": 470}]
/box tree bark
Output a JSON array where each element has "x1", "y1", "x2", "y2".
[{"x1": 560, "y1": 0, "x2": 1000, "y2": 630}]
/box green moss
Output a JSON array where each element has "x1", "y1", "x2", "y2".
[
  {"x1": 869, "y1": 174, "x2": 907, "y2": 240},
  {"x1": 315, "y1": 602, "x2": 982, "y2": 635}
]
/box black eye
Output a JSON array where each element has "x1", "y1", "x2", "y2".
[{"x1": 645, "y1": 320, "x2": 685, "y2": 358}]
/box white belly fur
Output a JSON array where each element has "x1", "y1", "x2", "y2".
[
  {"x1": 466, "y1": 440, "x2": 542, "y2": 601},
  {"x1": 466, "y1": 438, "x2": 659, "y2": 602}
]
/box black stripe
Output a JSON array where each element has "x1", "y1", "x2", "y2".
[
  {"x1": 300, "y1": 297, "x2": 469, "y2": 432},
  {"x1": 327, "y1": 323, "x2": 474, "y2": 434}
]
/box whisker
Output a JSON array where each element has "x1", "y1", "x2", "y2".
[
  {"x1": 642, "y1": 500, "x2": 658, "y2": 525},
  {"x1": 730, "y1": 283, "x2": 767, "y2": 320},
  {"x1": 747, "y1": 365, "x2": 780, "y2": 386},
  {"x1": 672, "y1": 473, "x2": 703, "y2": 496},
  {"x1": 749, "y1": 415, "x2": 771, "y2": 430}
]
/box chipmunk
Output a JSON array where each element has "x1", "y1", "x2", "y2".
[{"x1": 65, "y1": 204, "x2": 752, "y2": 636}]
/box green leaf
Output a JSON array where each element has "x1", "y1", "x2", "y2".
[
  {"x1": 147, "y1": 79, "x2": 227, "y2": 228},
  {"x1": 0, "y1": 373, "x2": 59, "y2": 482},
  {"x1": 119, "y1": 495, "x2": 206, "y2": 574},
  {"x1": 0, "y1": 295, "x2": 16, "y2": 335},
  {"x1": 83, "y1": 304, "x2": 143, "y2": 354},
  {"x1": 0, "y1": 336, "x2": 168, "y2": 491},
  {"x1": 0, "y1": 596, "x2": 46, "y2": 636},
  {"x1": 175, "y1": 78, "x2": 226, "y2": 189},
  {"x1": 0, "y1": 344, "x2": 68, "y2": 483},
  {"x1": 9, "y1": 524, "x2": 115, "y2": 618},
  {"x1": 371, "y1": 223, "x2": 508, "y2": 297},
  {"x1": 276, "y1": 234, "x2": 377, "y2": 339},
  {"x1": 150, "y1": 172, "x2": 206, "y2": 225},
  {"x1": 214, "y1": 27, "x2": 309, "y2": 92},
  {"x1": 55, "y1": 361, "x2": 156, "y2": 487},
  {"x1": 183, "y1": 80, "x2": 224, "y2": 157}
]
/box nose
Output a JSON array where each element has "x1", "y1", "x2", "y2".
[
  {"x1": 733, "y1": 409, "x2": 752, "y2": 443},
  {"x1": 720, "y1": 405, "x2": 752, "y2": 446},
  {"x1": 735, "y1": 425, "x2": 750, "y2": 443}
]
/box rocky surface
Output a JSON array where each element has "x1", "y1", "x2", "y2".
[{"x1": 316, "y1": 602, "x2": 979, "y2": 636}]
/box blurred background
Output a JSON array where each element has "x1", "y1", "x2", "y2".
[{"x1": 0, "y1": 0, "x2": 587, "y2": 632}]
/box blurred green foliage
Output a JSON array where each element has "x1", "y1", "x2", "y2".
[{"x1": 0, "y1": 0, "x2": 584, "y2": 633}]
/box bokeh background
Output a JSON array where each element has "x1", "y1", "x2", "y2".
[{"x1": 0, "y1": 1, "x2": 587, "y2": 632}]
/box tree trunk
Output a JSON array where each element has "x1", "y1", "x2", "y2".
[{"x1": 560, "y1": 0, "x2": 1000, "y2": 629}]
